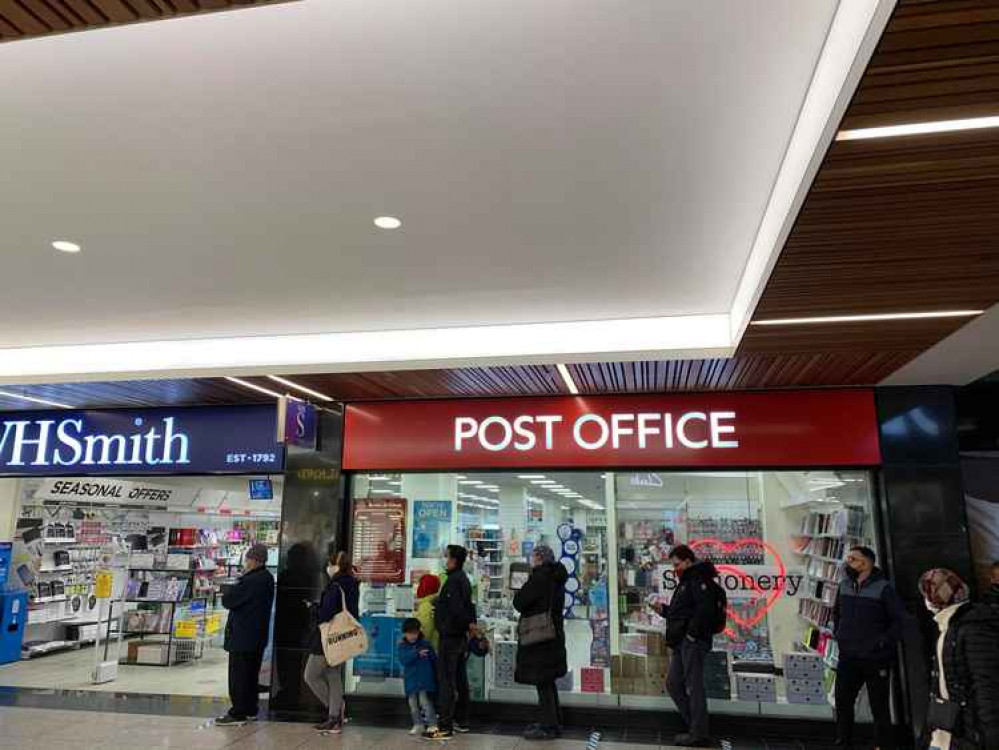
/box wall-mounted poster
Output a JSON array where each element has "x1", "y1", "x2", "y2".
[
  {"x1": 412, "y1": 500, "x2": 452, "y2": 559},
  {"x1": 352, "y1": 497, "x2": 407, "y2": 583}
]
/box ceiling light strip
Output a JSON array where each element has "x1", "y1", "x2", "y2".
[
  {"x1": 266, "y1": 375, "x2": 334, "y2": 402},
  {"x1": 751, "y1": 310, "x2": 983, "y2": 326},
  {"x1": 0, "y1": 389, "x2": 74, "y2": 409},
  {"x1": 556, "y1": 364, "x2": 580, "y2": 395},
  {"x1": 837, "y1": 115, "x2": 999, "y2": 141},
  {"x1": 224, "y1": 376, "x2": 285, "y2": 399}
]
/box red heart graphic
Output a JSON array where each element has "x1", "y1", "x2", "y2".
[{"x1": 689, "y1": 537, "x2": 787, "y2": 634}]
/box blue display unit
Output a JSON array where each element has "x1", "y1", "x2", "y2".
[
  {"x1": 0, "y1": 591, "x2": 28, "y2": 664},
  {"x1": 352, "y1": 614, "x2": 405, "y2": 678}
]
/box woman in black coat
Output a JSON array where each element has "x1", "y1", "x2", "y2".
[
  {"x1": 514, "y1": 544, "x2": 568, "y2": 741},
  {"x1": 920, "y1": 568, "x2": 999, "y2": 750}
]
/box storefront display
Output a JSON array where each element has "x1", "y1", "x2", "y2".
[{"x1": 341, "y1": 391, "x2": 883, "y2": 721}]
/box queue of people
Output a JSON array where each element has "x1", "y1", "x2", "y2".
[{"x1": 214, "y1": 534, "x2": 999, "y2": 749}]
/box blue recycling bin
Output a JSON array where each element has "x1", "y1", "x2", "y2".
[{"x1": 0, "y1": 591, "x2": 29, "y2": 664}]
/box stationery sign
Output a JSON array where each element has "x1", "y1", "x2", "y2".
[
  {"x1": 0, "y1": 405, "x2": 283, "y2": 476},
  {"x1": 343, "y1": 390, "x2": 880, "y2": 470}
]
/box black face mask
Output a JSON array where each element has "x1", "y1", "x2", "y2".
[{"x1": 845, "y1": 567, "x2": 860, "y2": 581}]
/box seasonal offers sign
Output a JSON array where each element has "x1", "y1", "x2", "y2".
[{"x1": 343, "y1": 390, "x2": 879, "y2": 470}]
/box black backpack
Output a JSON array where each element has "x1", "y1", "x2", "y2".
[{"x1": 706, "y1": 577, "x2": 728, "y2": 634}]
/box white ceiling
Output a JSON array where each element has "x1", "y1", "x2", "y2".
[{"x1": 0, "y1": 0, "x2": 892, "y2": 382}]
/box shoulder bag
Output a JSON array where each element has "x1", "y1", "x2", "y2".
[
  {"x1": 319, "y1": 584, "x2": 369, "y2": 667},
  {"x1": 517, "y1": 574, "x2": 557, "y2": 647}
]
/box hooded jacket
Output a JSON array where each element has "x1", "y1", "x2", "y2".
[
  {"x1": 513, "y1": 560, "x2": 568, "y2": 685},
  {"x1": 934, "y1": 600, "x2": 999, "y2": 750},
  {"x1": 435, "y1": 567, "x2": 476, "y2": 638},
  {"x1": 663, "y1": 560, "x2": 719, "y2": 646},
  {"x1": 833, "y1": 567, "x2": 907, "y2": 664},
  {"x1": 415, "y1": 592, "x2": 440, "y2": 651},
  {"x1": 398, "y1": 636, "x2": 438, "y2": 697}
]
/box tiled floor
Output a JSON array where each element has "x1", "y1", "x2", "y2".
[
  {"x1": 0, "y1": 706, "x2": 693, "y2": 750},
  {"x1": 0, "y1": 645, "x2": 230, "y2": 696}
]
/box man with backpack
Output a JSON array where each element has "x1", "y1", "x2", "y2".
[{"x1": 660, "y1": 544, "x2": 724, "y2": 748}]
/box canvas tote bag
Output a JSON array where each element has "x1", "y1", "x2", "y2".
[{"x1": 319, "y1": 585, "x2": 369, "y2": 667}]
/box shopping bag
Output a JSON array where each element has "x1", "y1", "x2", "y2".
[{"x1": 319, "y1": 608, "x2": 369, "y2": 667}]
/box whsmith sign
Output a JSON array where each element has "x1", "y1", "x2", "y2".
[{"x1": 0, "y1": 405, "x2": 283, "y2": 476}]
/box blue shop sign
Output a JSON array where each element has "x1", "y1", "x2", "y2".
[{"x1": 0, "y1": 405, "x2": 284, "y2": 476}]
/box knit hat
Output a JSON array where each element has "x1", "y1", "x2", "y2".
[
  {"x1": 246, "y1": 543, "x2": 269, "y2": 565},
  {"x1": 919, "y1": 568, "x2": 969, "y2": 610},
  {"x1": 416, "y1": 573, "x2": 440, "y2": 599}
]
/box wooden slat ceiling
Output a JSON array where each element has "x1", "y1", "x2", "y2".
[
  {"x1": 0, "y1": 0, "x2": 289, "y2": 42},
  {"x1": 2, "y1": 0, "x2": 998, "y2": 409}
]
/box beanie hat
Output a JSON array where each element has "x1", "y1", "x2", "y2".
[
  {"x1": 416, "y1": 574, "x2": 440, "y2": 600},
  {"x1": 246, "y1": 543, "x2": 269, "y2": 565},
  {"x1": 918, "y1": 568, "x2": 969, "y2": 610}
]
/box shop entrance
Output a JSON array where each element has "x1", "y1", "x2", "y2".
[{"x1": 0, "y1": 473, "x2": 282, "y2": 697}]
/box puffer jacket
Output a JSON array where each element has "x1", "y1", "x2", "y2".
[
  {"x1": 513, "y1": 561, "x2": 568, "y2": 686},
  {"x1": 936, "y1": 601, "x2": 999, "y2": 750},
  {"x1": 415, "y1": 593, "x2": 439, "y2": 651},
  {"x1": 833, "y1": 568, "x2": 907, "y2": 664},
  {"x1": 662, "y1": 560, "x2": 719, "y2": 646}
]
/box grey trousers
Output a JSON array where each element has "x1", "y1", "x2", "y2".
[
  {"x1": 667, "y1": 638, "x2": 710, "y2": 738},
  {"x1": 304, "y1": 654, "x2": 344, "y2": 720}
]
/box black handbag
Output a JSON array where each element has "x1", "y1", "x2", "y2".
[
  {"x1": 926, "y1": 696, "x2": 961, "y2": 732},
  {"x1": 517, "y1": 576, "x2": 557, "y2": 647}
]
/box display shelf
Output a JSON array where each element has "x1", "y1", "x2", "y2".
[
  {"x1": 799, "y1": 615, "x2": 832, "y2": 634},
  {"x1": 30, "y1": 595, "x2": 68, "y2": 605},
  {"x1": 44, "y1": 539, "x2": 79, "y2": 546},
  {"x1": 37, "y1": 565, "x2": 74, "y2": 573},
  {"x1": 22, "y1": 641, "x2": 81, "y2": 659}
]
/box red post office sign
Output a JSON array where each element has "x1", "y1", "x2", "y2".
[{"x1": 343, "y1": 390, "x2": 880, "y2": 470}]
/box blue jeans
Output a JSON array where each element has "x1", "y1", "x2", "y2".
[{"x1": 408, "y1": 690, "x2": 438, "y2": 728}]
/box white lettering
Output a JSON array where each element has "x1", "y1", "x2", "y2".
[
  {"x1": 454, "y1": 417, "x2": 477, "y2": 451},
  {"x1": 636, "y1": 413, "x2": 660, "y2": 449},
  {"x1": 710, "y1": 411, "x2": 739, "y2": 448},
  {"x1": 479, "y1": 416, "x2": 513, "y2": 452},
  {"x1": 83, "y1": 434, "x2": 129, "y2": 466},
  {"x1": 53, "y1": 419, "x2": 83, "y2": 466},
  {"x1": 162, "y1": 418, "x2": 190, "y2": 464},
  {"x1": 512, "y1": 416, "x2": 536, "y2": 451},
  {"x1": 535, "y1": 415, "x2": 563, "y2": 450},
  {"x1": 611, "y1": 413, "x2": 635, "y2": 449},
  {"x1": 676, "y1": 412, "x2": 708, "y2": 449},
  {"x1": 574, "y1": 415, "x2": 609, "y2": 450}
]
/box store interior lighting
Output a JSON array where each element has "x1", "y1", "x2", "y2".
[
  {"x1": 0, "y1": 389, "x2": 74, "y2": 409},
  {"x1": 837, "y1": 114, "x2": 999, "y2": 141},
  {"x1": 265, "y1": 375, "x2": 334, "y2": 402},
  {"x1": 751, "y1": 310, "x2": 983, "y2": 326},
  {"x1": 556, "y1": 363, "x2": 580, "y2": 394}
]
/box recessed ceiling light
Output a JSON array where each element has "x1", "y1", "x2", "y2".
[
  {"x1": 561, "y1": 505, "x2": 570, "y2": 510},
  {"x1": 0, "y1": 389, "x2": 73, "y2": 409},
  {"x1": 266, "y1": 375, "x2": 334, "y2": 402},
  {"x1": 374, "y1": 216, "x2": 402, "y2": 230},
  {"x1": 52, "y1": 240, "x2": 81, "y2": 254},
  {"x1": 518, "y1": 475, "x2": 547, "y2": 480},
  {"x1": 751, "y1": 310, "x2": 983, "y2": 326},
  {"x1": 837, "y1": 115, "x2": 999, "y2": 141}
]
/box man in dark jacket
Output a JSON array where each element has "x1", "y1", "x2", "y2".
[
  {"x1": 985, "y1": 561, "x2": 999, "y2": 606},
  {"x1": 427, "y1": 545, "x2": 477, "y2": 741},
  {"x1": 662, "y1": 545, "x2": 718, "y2": 748},
  {"x1": 218, "y1": 543, "x2": 275, "y2": 725},
  {"x1": 833, "y1": 546, "x2": 907, "y2": 750},
  {"x1": 514, "y1": 544, "x2": 568, "y2": 741}
]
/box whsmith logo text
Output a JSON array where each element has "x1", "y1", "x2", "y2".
[{"x1": 0, "y1": 416, "x2": 191, "y2": 468}]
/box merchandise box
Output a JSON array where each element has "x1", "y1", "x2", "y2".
[
  {"x1": 581, "y1": 667, "x2": 605, "y2": 693},
  {"x1": 783, "y1": 652, "x2": 825, "y2": 681}
]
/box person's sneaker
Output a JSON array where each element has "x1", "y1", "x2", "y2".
[
  {"x1": 453, "y1": 723, "x2": 470, "y2": 734},
  {"x1": 426, "y1": 728, "x2": 454, "y2": 740},
  {"x1": 523, "y1": 726, "x2": 556, "y2": 741},
  {"x1": 319, "y1": 721, "x2": 342, "y2": 735},
  {"x1": 313, "y1": 719, "x2": 337, "y2": 731},
  {"x1": 409, "y1": 724, "x2": 426, "y2": 736},
  {"x1": 215, "y1": 715, "x2": 247, "y2": 727}
]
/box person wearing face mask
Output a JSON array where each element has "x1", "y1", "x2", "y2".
[
  {"x1": 217, "y1": 544, "x2": 275, "y2": 726},
  {"x1": 304, "y1": 551, "x2": 359, "y2": 735},
  {"x1": 832, "y1": 546, "x2": 908, "y2": 750},
  {"x1": 920, "y1": 568, "x2": 999, "y2": 750}
]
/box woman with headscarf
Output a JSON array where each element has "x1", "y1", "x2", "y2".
[
  {"x1": 513, "y1": 544, "x2": 568, "y2": 741},
  {"x1": 919, "y1": 568, "x2": 999, "y2": 750}
]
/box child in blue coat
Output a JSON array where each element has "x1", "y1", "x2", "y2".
[{"x1": 398, "y1": 617, "x2": 438, "y2": 735}]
